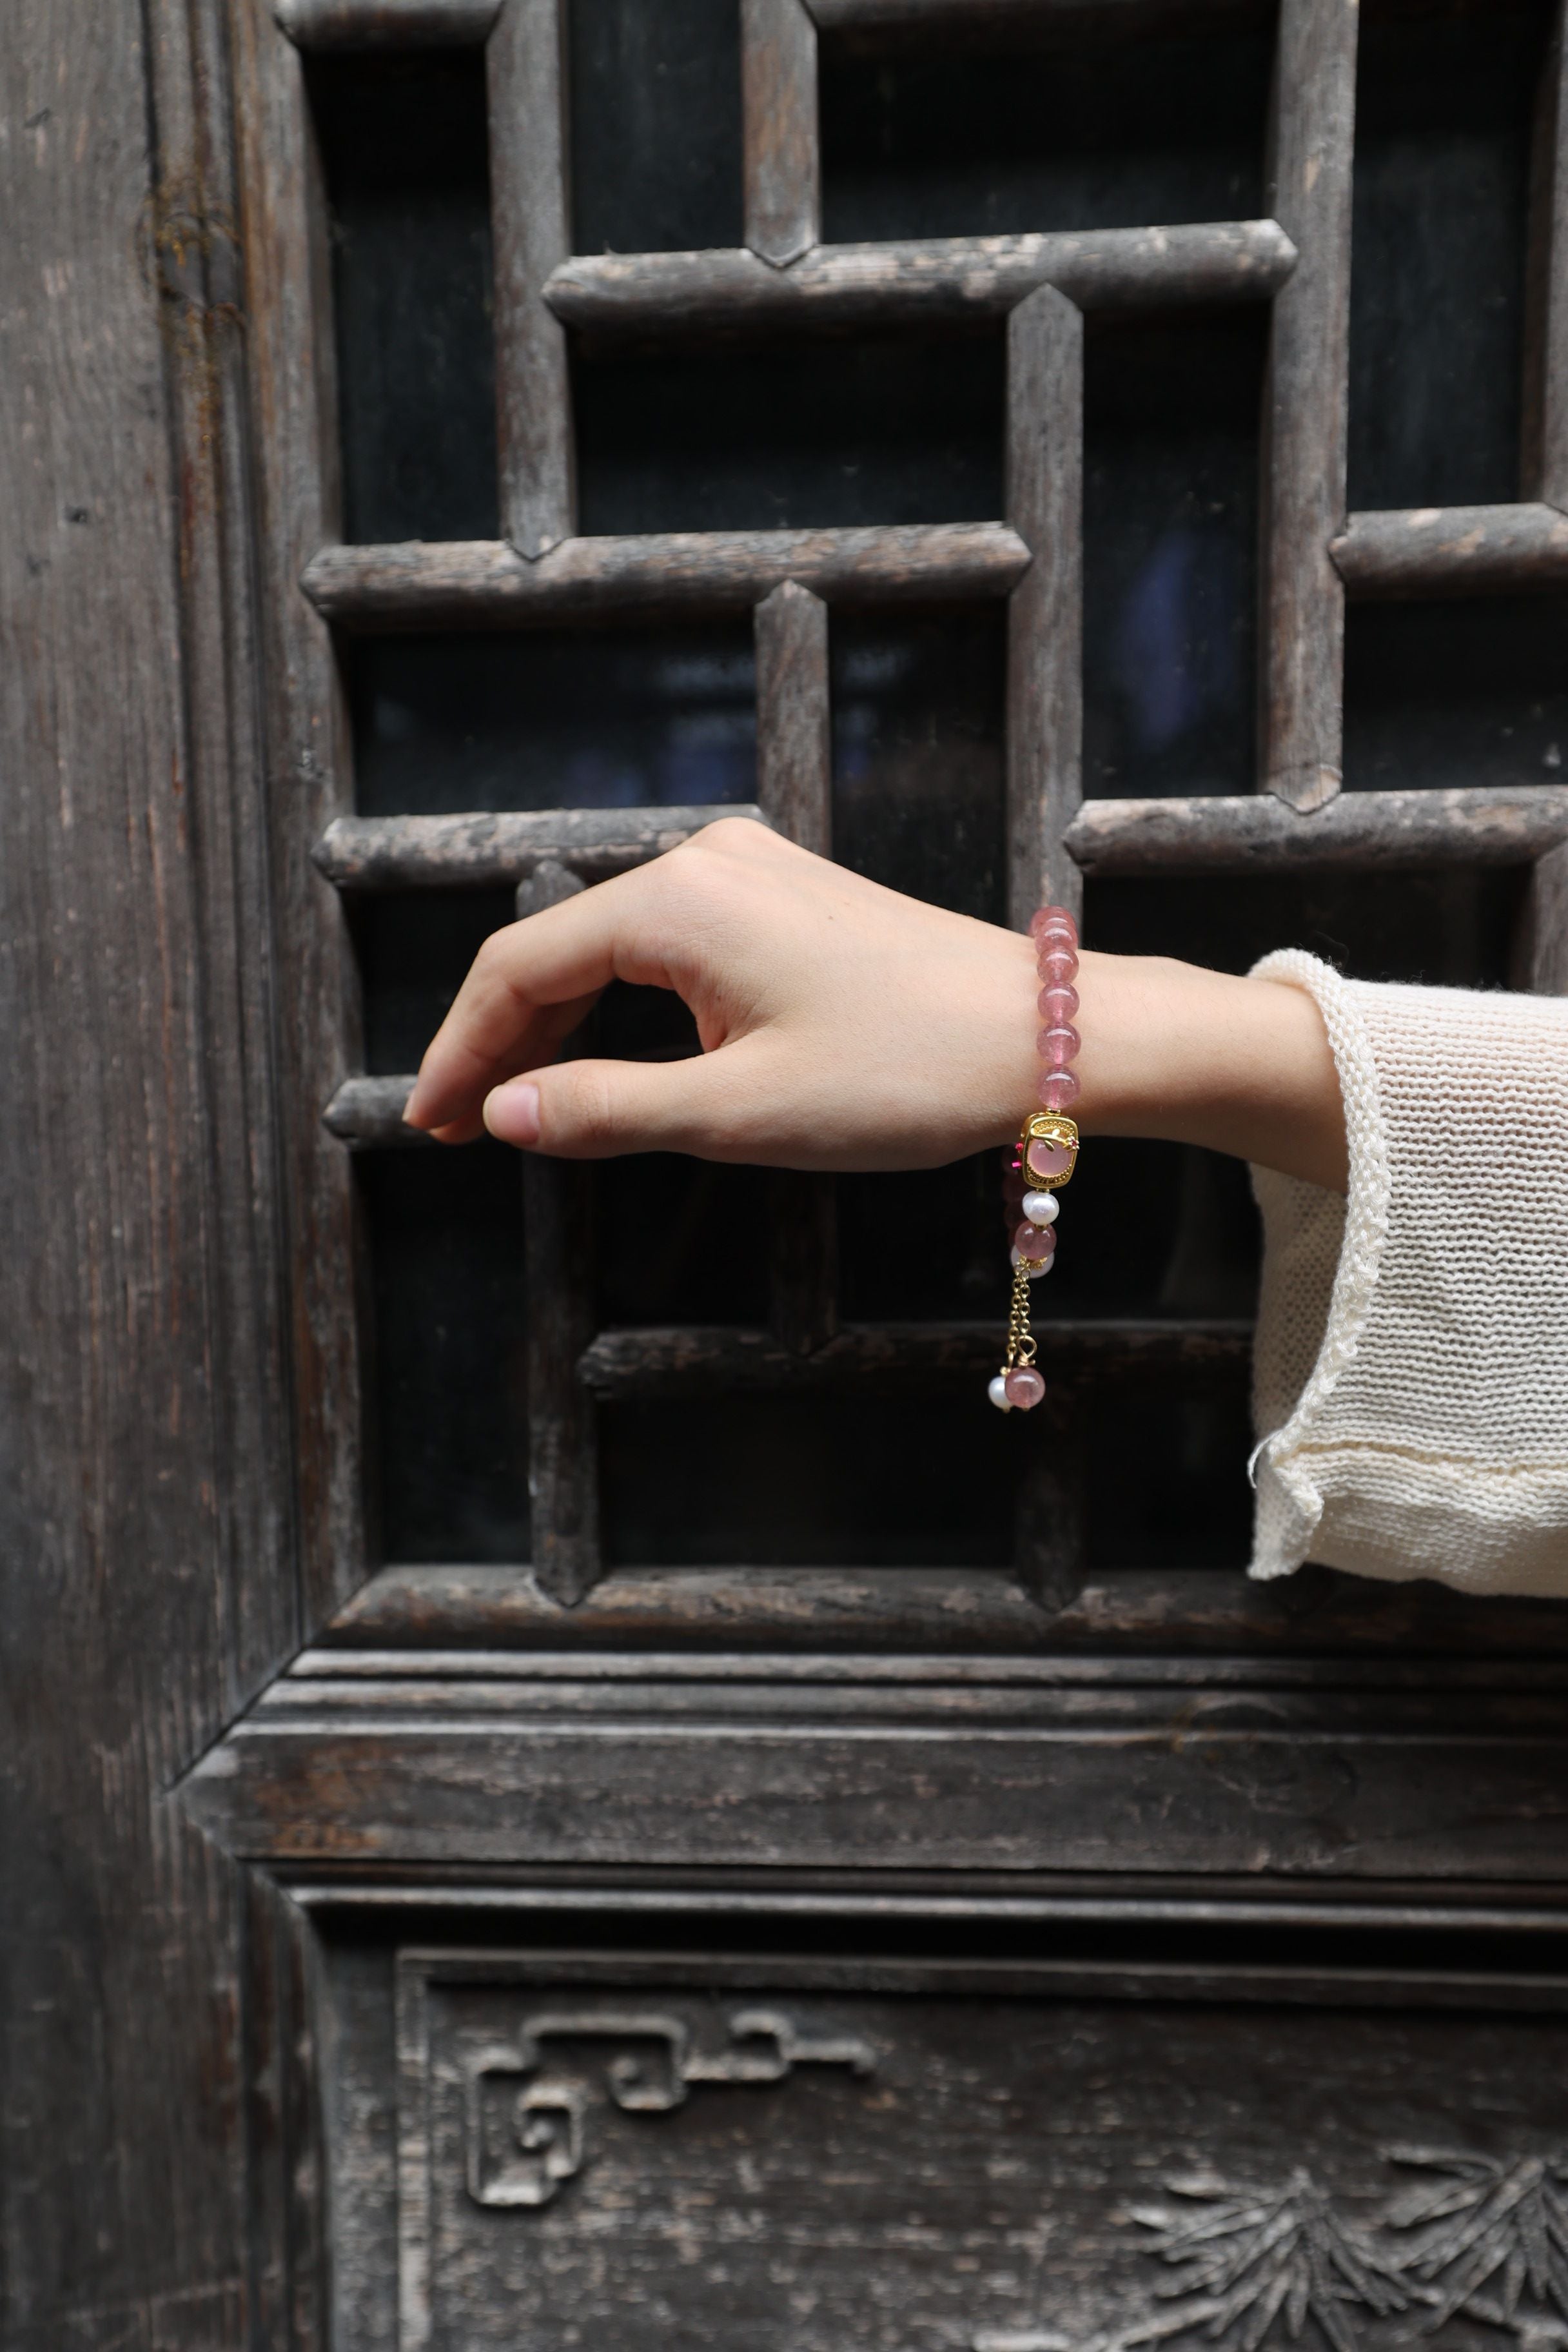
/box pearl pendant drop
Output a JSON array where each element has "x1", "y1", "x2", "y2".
[{"x1": 988, "y1": 1373, "x2": 1013, "y2": 1412}]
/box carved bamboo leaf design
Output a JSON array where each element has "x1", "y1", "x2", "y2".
[
  {"x1": 1130, "y1": 2171, "x2": 1409, "y2": 2352},
  {"x1": 1382, "y1": 2148, "x2": 1568, "y2": 2338}
]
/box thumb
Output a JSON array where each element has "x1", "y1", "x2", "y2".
[{"x1": 482, "y1": 1048, "x2": 754, "y2": 1161}]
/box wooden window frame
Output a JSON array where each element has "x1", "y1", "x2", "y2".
[{"x1": 239, "y1": 0, "x2": 1568, "y2": 1655}]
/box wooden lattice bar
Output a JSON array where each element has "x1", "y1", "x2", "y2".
[
  {"x1": 1331, "y1": 504, "x2": 1568, "y2": 598},
  {"x1": 487, "y1": 0, "x2": 573, "y2": 556},
  {"x1": 324, "y1": 1074, "x2": 426, "y2": 1146},
  {"x1": 1260, "y1": 0, "x2": 1358, "y2": 812},
  {"x1": 313, "y1": 804, "x2": 763, "y2": 889},
  {"x1": 743, "y1": 0, "x2": 821, "y2": 265},
  {"x1": 755, "y1": 582, "x2": 838, "y2": 1356},
  {"x1": 1524, "y1": 1, "x2": 1568, "y2": 507},
  {"x1": 1006, "y1": 284, "x2": 1083, "y2": 925},
  {"x1": 273, "y1": 0, "x2": 499, "y2": 46},
  {"x1": 1067, "y1": 788, "x2": 1568, "y2": 877},
  {"x1": 544, "y1": 222, "x2": 1298, "y2": 333},
  {"x1": 578, "y1": 1318, "x2": 1252, "y2": 1395},
  {"x1": 302, "y1": 522, "x2": 1031, "y2": 627},
  {"x1": 516, "y1": 859, "x2": 600, "y2": 1603},
  {"x1": 754, "y1": 584, "x2": 832, "y2": 854}
]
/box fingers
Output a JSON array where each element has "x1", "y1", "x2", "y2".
[
  {"x1": 403, "y1": 872, "x2": 660, "y2": 1137},
  {"x1": 484, "y1": 1039, "x2": 765, "y2": 1161}
]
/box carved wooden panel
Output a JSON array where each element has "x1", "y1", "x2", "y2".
[{"x1": 353, "y1": 1949, "x2": 1568, "y2": 2352}]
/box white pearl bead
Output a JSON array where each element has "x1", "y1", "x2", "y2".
[
  {"x1": 987, "y1": 1374, "x2": 1013, "y2": 1412},
  {"x1": 1022, "y1": 1191, "x2": 1059, "y2": 1226}
]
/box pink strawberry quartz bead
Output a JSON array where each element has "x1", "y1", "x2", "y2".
[
  {"x1": 1038, "y1": 1069, "x2": 1081, "y2": 1110},
  {"x1": 1037, "y1": 1024, "x2": 1081, "y2": 1067},
  {"x1": 1029, "y1": 908, "x2": 1076, "y2": 941},
  {"x1": 1037, "y1": 948, "x2": 1079, "y2": 986},
  {"x1": 1014, "y1": 1220, "x2": 1055, "y2": 1262},
  {"x1": 1004, "y1": 1367, "x2": 1046, "y2": 1409},
  {"x1": 1038, "y1": 983, "x2": 1079, "y2": 1023}
]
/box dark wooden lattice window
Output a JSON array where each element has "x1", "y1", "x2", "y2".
[{"x1": 237, "y1": 0, "x2": 1568, "y2": 1655}]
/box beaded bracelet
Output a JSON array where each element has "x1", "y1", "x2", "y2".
[{"x1": 989, "y1": 904, "x2": 1081, "y2": 1414}]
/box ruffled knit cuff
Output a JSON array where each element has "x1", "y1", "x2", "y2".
[{"x1": 1246, "y1": 956, "x2": 1568, "y2": 1596}]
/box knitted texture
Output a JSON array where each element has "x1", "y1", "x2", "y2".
[{"x1": 1249, "y1": 954, "x2": 1568, "y2": 1595}]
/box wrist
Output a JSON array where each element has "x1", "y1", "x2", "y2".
[{"x1": 1070, "y1": 951, "x2": 1348, "y2": 1193}]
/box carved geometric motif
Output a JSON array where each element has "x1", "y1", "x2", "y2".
[{"x1": 462, "y1": 2004, "x2": 877, "y2": 2210}]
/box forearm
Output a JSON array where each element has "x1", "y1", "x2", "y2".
[{"x1": 1072, "y1": 952, "x2": 1348, "y2": 1195}]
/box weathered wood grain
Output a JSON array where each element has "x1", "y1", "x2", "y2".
[
  {"x1": 314, "y1": 803, "x2": 766, "y2": 889},
  {"x1": 754, "y1": 582, "x2": 838, "y2": 1352},
  {"x1": 1261, "y1": 0, "x2": 1358, "y2": 809},
  {"x1": 487, "y1": 0, "x2": 574, "y2": 556},
  {"x1": 1065, "y1": 787, "x2": 1568, "y2": 875},
  {"x1": 1006, "y1": 284, "x2": 1083, "y2": 923},
  {"x1": 308, "y1": 1560, "x2": 1568, "y2": 1661},
  {"x1": 182, "y1": 1678, "x2": 1568, "y2": 1878},
  {"x1": 301, "y1": 522, "x2": 1032, "y2": 627},
  {"x1": 273, "y1": 0, "x2": 498, "y2": 45},
  {"x1": 743, "y1": 0, "x2": 820, "y2": 266},
  {"x1": 244, "y1": 1872, "x2": 327, "y2": 2348},
  {"x1": 1523, "y1": 10, "x2": 1568, "y2": 507},
  {"x1": 578, "y1": 1317, "x2": 1251, "y2": 1394},
  {"x1": 545, "y1": 220, "x2": 1297, "y2": 333},
  {"x1": 1331, "y1": 503, "x2": 1568, "y2": 598},
  {"x1": 754, "y1": 582, "x2": 831, "y2": 852},
  {"x1": 516, "y1": 863, "x2": 600, "y2": 1605},
  {"x1": 1, "y1": 0, "x2": 298, "y2": 2325},
  {"x1": 235, "y1": 0, "x2": 369, "y2": 1642}
]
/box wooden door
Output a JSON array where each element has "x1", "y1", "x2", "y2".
[{"x1": 9, "y1": 0, "x2": 1568, "y2": 2340}]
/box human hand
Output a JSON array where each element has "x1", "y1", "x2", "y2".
[{"x1": 403, "y1": 816, "x2": 1347, "y2": 1191}]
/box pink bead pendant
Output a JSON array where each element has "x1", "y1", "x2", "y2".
[{"x1": 1004, "y1": 1366, "x2": 1046, "y2": 1410}]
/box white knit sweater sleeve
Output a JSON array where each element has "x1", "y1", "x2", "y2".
[{"x1": 1248, "y1": 953, "x2": 1568, "y2": 1596}]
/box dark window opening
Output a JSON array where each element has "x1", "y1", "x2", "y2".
[
  {"x1": 601, "y1": 1393, "x2": 1017, "y2": 1568},
  {"x1": 308, "y1": 51, "x2": 498, "y2": 544},
  {"x1": 1344, "y1": 596, "x2": 1568, "y2": 790},
  {"x1": 574, "y1": 331, "x2": 1004, "y2": 536},
  {"x1": 351, "y1": 888, "x2": 516, "y2": 1077},
  {"x1": 567, "y1": 0, "x2": 743, "y2": 254},
  {"x1": 830, "y1": 607, "x2": 1006, "y2": 926},
  {"x1": 363, "y1": 1143, "x2": 529, "y2": 1565},
  {"x1": 1084, "y1": 311, "x2": 1265, "y2": 799},
  {"x1": 346, "y1": 629, "x2": 758, "y2": 816},
  {"x1": 819, "y1": 11, "x2": 1271, "y2": 244},
  {"x1": 1348, "y1": 0, "x2": 1552, "y2": 510}
]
